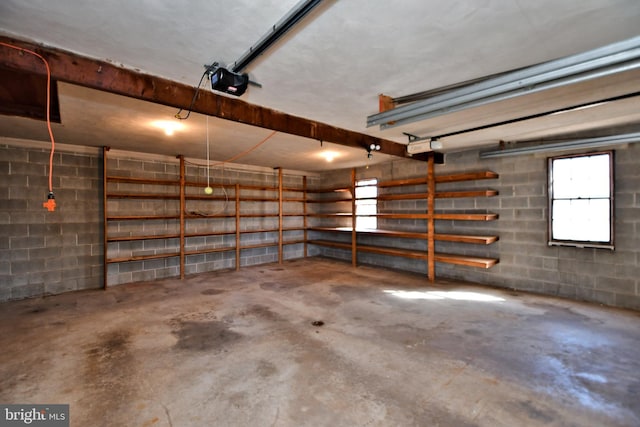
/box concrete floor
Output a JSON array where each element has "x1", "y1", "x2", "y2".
[{"x1": 1, "y1": 258, "x2": 639, "y2": 427}]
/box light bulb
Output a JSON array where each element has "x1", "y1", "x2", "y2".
[{"x1": 204, "y1": 186, "x2": 213, "y2": 195}]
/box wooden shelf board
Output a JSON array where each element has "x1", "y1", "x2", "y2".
[
  {"x1": 107, "y1": 215, "x2": 180, "y2": 221},
  {"x1": 307, "y1": 227, "x2": 498, "y2": 244},
  {"x1": 186, "y1": 195, "x2": 230, "y2": 201},
  {"x1": 240, "y1": 242, "x2": 278, "y2": 250},
  {"x1": 108, "y1": 234, "x2": 180, "y2": 242},
  {"x1": 435, "y1": 171, "x2": 499, "y2": 183},
  {"x1": 240, "y1": 197, "x2": 279, "y2": 202},
  {"x1": 107, "y1": 252, "x2": 179, "y2": 263},
  {"x1": 107, "y1": 193, "x2": 179, "y2": 199},
  {"x1": 434, "y1": 253, "x2": 499, "y2": 268},
  {"x1": 307, "y1": 239, "x2": 352, "y2": 250},
  {"x1": 435, "y1": 234, "x2": 499, "y2": 244},
  {"x1": 377, "y1": 193, "x2": 425, "y2": 201},
  {"x1": 185, "y1": 247, "x2": 235, "y2": 256},
  {"x1": 377, "y1": 177, "x2": 426, "y2": 188},
  {"x1": 185, "y1": 231, "x2": 235, "y2": 238},
  {"x1": 436, "y1": 190, "x2": 498, "y2": 199},
  {"x1": 307, "y1": 187, "x2": 351, "y2": 194},
  {"x1": 306, "y1": 198, "x2": 353, "y2": 203},
  {"x1": 185, "y1": 214, "x2": 236, "y2": 219},
  {"x1": 283, "y1": 239, "x2": 306, "y2": 246},
  {"x1": 106, "y1": 176, "x2": 179, "y2": 186},
  {"x1": 434, "y1": 213, "x2": 499, "y2": 221},
  {"x1": 308, "y1": 240, "x2": 498, "y2": 268}
]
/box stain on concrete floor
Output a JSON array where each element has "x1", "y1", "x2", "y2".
[{"x1": 0, "y1": 258, "x2": 639, "y2": 427}]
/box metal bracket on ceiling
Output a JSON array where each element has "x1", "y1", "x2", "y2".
[{"x1": 403, "y1": 132, "x2": 430, "y2": 144}]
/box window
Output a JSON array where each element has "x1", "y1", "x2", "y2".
[
  {"x1": 355, "y1": 179, "x2": 377, "y2": 230},
  {"x1": 548, "y1": 151, "x2": 614, "y2": 249}
]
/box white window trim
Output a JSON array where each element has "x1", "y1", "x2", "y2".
[{"x1": 547, "y1": 151, "x2": 614, "y2": 250}]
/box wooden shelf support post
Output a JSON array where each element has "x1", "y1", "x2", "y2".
[
  {"x1": 102, "y1": 146, "x2": 110, "y2": 289},
  {"x1": 303, "y1": 176, "x2": 308, "y2": 258},
  {"x1": 235, "y1": 184, "x2": 241, "y2": 271},
  {"x1": 351, "y1": 168, "x2": 357, "y2": 267},
  {"x1": 427, "y1": 154, "x2": 436, "y2": 282},
  {"x1": 179, "y1": 155, "x2": 185, "y2": 279},
  {"x1": 278, "y1": 167, "x2": 283, "y2": 264}
]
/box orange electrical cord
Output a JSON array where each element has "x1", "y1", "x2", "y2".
[
  {"x1": 1, "y1": 41, "x2": 56, "y2": 210},
  {"x1": 210, "y1": 130, "x2": 278, "y2": 167}
]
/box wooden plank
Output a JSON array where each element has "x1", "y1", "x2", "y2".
[
  {"x1": 107, "y1": 252, "x2": 180, "y2": 263},
  {"x1": 307, "y1": 227, "x2": 498, "y2": 245},
  {"x1": 106, "y1": 176, "x2": 179, "y2": 186},
  {"x1": 239, "y1": 197, "x2": 279, "y2": 202},
  {"x1": 376, "y1": 193, "x2": 426, "y2": 201},
  {"x1": 186, "y1": 194, "x2": 232, "y2": 201},
  {"x1": 435, "y1": 171, "x2": 499, "y2": 183},
  {"x1": 283, "y1": 239, "x2": 306, "y2": 246},
  {"x1": 0, "y1": 35, "x2": 414, "y2": 160},
  {"x1": 185, "y1": 213, "x2": 236, "y2": 219},
  {"x1": 377, "y1": 177, "x2": 427, "y2": 188},
  {"x1": 185, "y1": 247, "x2": 236, "y2": 256},
  {"x1": 436, "y1": 190, "x2": 498, "y2": 199},
  {"x1": 308, "y1": 240, "x2": 497, "y2": 267},
  {"x1": 434, "y1": 253, "x2": 499, "y2": 268},
  {"x1": 305, "y1": 197, "x2": 353, "y2": 203},
  {"x1": 434, "y1": 213, "x2": 499, "y2": 221},
  {"x1": 240, "y1": 242, "x2": 278, "y2": 250},
  {"x1": 108, "y1": 233, "x2": 180, "y2": 242},
  {"x1": 359, "y1": 244, "x2": 428, "y2": 260},
  {"x1": 306, "y1": 187, "x2": 351, "y2": 194},
  {"x1": 436, "y1": 234, "x2": 499, "y2": 244},
  {"x1": 306, "y1": 212, "x2": 353, "y2": 217},
  {"x1": 107, "y1": 215, "x2": 180, "y2": 220},
  {"x1": 107, "y1": 193, "x2": 180, "y2": 199},
  {"x1": 307, "y1": 240, "x2": 352, "y2": 250}
]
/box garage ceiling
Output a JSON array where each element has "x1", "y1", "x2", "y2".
[{"x1": 1, "y1": 0, "x2": 640, "y2": 171}]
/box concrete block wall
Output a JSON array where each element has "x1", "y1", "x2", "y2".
[
  {"x1": 313, "y1": 144, "x2": 640, "y2": 310},
  {"x1": 1, "y1": 143, "x2": 103, "y2": 301},
  {"x1": 2, "y1": 141, "x2": 319, "y2": 299},
  {"x1": 107, "y1": 153, "x2": 316, "y2": 285}
]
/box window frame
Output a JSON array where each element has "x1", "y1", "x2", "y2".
[
  {"x1": 547, "y1": 150, "x2": 614, "y2": 249},
  {"x1": 355, "y1": 178, "x2": 378, "y2": 230}
]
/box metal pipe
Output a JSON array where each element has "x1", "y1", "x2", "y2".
[
  {"x1": 231, "y1": 0, "x2": 324, "y2": 73},
  {"x1": 367, "y1": 35, "x2": 640, "y2": 129},
  {"x1": 479, "y1": 132, "x2": 640, "y2": 158}
]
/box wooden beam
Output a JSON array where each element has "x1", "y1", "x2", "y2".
[{"x1": 0, "y1": 35, "x2": 415, "y2": 160}]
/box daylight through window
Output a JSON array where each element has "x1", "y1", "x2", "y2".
[
  {"x1": 548, "y1": 151, "x2": 614, "y2": 248},
  {"x1": 355, "y1": 179, "x2": 377, "y2": 230}
]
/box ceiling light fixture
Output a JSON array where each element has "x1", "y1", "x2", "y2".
[
  {"x1": 151, "y1": 120, "x2": 185, "y2": 136},
  {"x1": 319, "y1": 150, "x2": 339, "y2": 162},
  {"x1": 479, "y1": 132, "x2": 640, "y2": 158},
  {"x1": 367, "y1": 35, "x2": 640, "y2": 130}
]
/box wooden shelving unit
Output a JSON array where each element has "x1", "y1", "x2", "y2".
[
  {"x1": 103, "y1": 149, "x2": 306, "y2": 287},
  {"x1": 307, "y1": 156, "x2": 499, "y2": 281}
]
